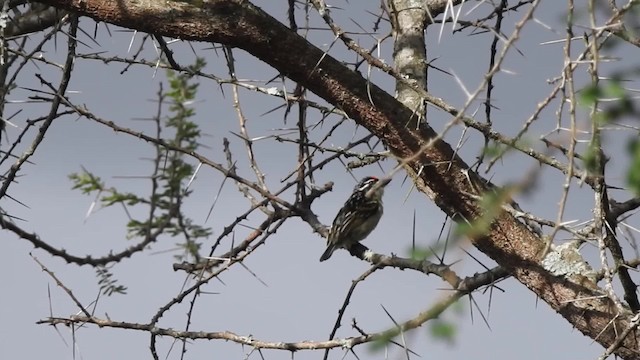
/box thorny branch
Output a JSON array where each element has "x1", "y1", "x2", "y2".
[
  {"x1": 38, "y1": 263, "x2": 509, "y2": 351},
  {"x1": 2, "y1": 0, "x2": 640, "y2": 359}
]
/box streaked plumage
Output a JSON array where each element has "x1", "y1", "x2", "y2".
[{"x1": 319, "y1": 176, "x2": 388, "y2": 262}]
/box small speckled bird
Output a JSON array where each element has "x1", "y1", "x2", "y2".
[{"x1": 319, "y1": 176, "x2": 390, "y2": 262}]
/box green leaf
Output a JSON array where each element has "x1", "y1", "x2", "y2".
[
  {"x1": 627, "y1": 139, "x2": 640, "y2": 195},
  {"x1": 429, "y1": 319, "x2": 457, "y2": 343},
  {"x1": 409, "y1": 247, "x2": 434, "y2": 261},
  {"x1": 579, "y1": 79, "x2": 634, "y2": 124},
  {"x1": 455, "y1": 189, "x2": 509, "y2": 238},
  {"x1": 369, "y1": 331, "x2": 396, "y2": 351},
  {"x1": 95, "y1": 266, "x2": 127, "y2": 296},
  {"x1": 582, "y1": 142, "x2": 599, "y2": 173},
  {"x1": 68, "y1": 171, "x2": 104, "y2": 194}
]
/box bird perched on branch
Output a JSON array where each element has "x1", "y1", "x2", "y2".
[{"x1": 319, "y1": 176, "x2": 390, "y2": 262}]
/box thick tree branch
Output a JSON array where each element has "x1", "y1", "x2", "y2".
[{"x1": 6, "y1": 5, "x2": 68, "y2": 36}]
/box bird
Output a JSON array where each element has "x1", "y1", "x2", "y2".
[{"x1": 319, "y1": 176, "x2": 390, "y2": 262}]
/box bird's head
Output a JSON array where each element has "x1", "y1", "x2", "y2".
[{"x1": 355, "y1": 176, "x2": 391, "y2": 201}]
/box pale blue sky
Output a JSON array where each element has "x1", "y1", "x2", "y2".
[{"x1": 1, "y1": 1, "x2": 638, "y2": 359}]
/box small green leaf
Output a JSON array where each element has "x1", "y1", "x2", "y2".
[
  {"x1": 627, "y1": 139, "x2": 640, "y2": 195},
  {"x1": 582, "y1": 143, "x2": 599, "y2": 173},
  {"x1": 369, "y1": 331, "x2": 396, "y2": 351},
  {"x1": 579, "y1": 84, "x2": 601, "y2": 107},
  {"x1": 430, "y1": 319, "x2": 457, "y2": 343},
  {"x1": 68, "y1": 171, "x2": 104, "y2": 194},
  {"x1": 409, "y1": 247, "x2": 433, "y2": 261}
]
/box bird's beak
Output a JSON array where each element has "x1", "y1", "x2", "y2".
[{"x1": 378, "y1": 177, "x2": 392, "y2": 187}]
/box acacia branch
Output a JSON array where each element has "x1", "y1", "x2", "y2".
[
  {"x1": 38, "y1": 264, "x2": 507, "y2": 351},
  {"x1": 35, "y1": 0, "x2": 639, "y2": 357}
]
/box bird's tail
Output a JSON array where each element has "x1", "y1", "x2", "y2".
[{"x1": 319, "y1": 244, "x2": 336, "y2": 262}]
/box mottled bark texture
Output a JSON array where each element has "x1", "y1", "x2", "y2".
[{"x1": 390, "y1": 0, "x2": 428, "y2": 127}]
